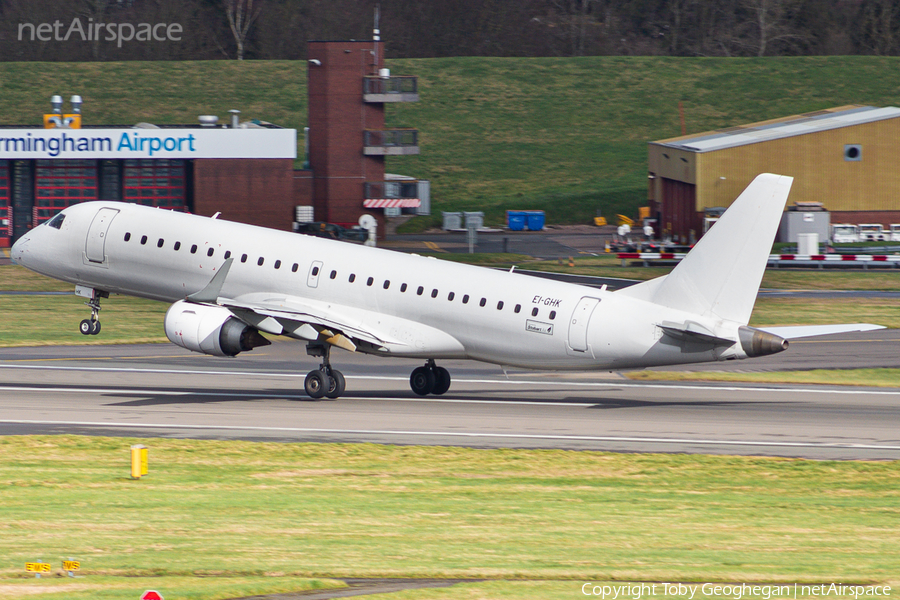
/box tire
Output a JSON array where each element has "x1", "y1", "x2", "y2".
[
  {"x1": 79, "y1": 319, "x2": 93, "y2": 335},
  {"x1": 90, "y1": 321, "x2": 101, "y2": 335},
  {"x1": 410, "y1": 366, "x2": 435, "y2": 396},
  {"x1": 325, "y1": 370, "x2": 346, "y2": 399},
  {"x1": 431, "y1": 367, "x2": 451, "y2": 395},
  {"x1": 304, "y1": 370, "x2": 328, "y2": 399}
]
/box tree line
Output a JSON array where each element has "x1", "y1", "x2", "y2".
[{"x1": 1, "y1": 0, "x2": 898, "y2": 61}]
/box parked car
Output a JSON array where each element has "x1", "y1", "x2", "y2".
[
  {"x1": 295, "y1": 222, "x2": 368, "y2": 243},
  {"x1": 891, "y1": 224, "x2": 900, "y2": 242}
]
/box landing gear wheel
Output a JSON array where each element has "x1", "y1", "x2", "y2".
[
  {"x1": 79, "y1": 288, "x2": 108, "y2": 336},
  {"x1": 304, "y1": 369, "x2": 329, "y2": 399},
  {"x1": 432, "y1": 366, "x2": 451, "y2": 395},
  {"x1": 410, "y1": 366, "x2": 436, "y2": 396},
  {"x1": 325, "y1": 369, "x2": 346, "y2": 399}
]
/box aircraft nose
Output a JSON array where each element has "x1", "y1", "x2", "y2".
[{"x1": 10, "y1": 234, "x2": 31, "y2": 266}]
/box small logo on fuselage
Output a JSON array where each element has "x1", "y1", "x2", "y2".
[{"x1": 525, "y1": 320, "x2": 553, "y2": 335}]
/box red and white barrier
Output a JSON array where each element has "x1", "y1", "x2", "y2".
[{"x1": 617, "y1": 252, "x2": 900, "y2": 267}]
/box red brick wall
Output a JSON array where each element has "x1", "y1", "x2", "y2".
[
  {"x1": 294, "y1": 169, "x2": 313, "y2": 210},
  {"x1": 192, "y1": 158, "x2": 295, "y2": 231}
]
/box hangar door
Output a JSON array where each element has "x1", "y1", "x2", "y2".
[{"x1": 661, "y1": 177, "x2": 698, "y2": 242}]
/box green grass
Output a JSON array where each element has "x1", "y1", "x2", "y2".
[
  {"x1": 0, "y1": 294, "x2": 168, "y2": 346},
  {"x1": 0, "y1": 436, "x2": 898, "y2": 600},
  {"x1": 3, "y1": 57, "x2": 900, "y2": 225}
]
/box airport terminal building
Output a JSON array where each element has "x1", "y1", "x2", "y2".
[{"x1": 0, "y1": 39, "x2": 423, "y2": 247}]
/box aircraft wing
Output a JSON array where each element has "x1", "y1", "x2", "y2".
[
  {"x1": 217, "y1": 293, "x2": 406, "y2": 351},
  {"x1": 757, "y1": 323, "x2": 885, "y2": 340}
]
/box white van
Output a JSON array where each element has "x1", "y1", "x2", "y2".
[
  {"x1": 858, "y1": 224, "x2": 887, "y2": 242},
  {"x1": 831, "y1": 223, "x2": 859, "y2": 244}
]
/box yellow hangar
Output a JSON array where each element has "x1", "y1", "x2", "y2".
[{"x1": 648, "y1": 105, "x2": 900, "y2": 242}]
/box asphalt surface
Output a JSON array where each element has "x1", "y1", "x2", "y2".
[{"x1": 0, "y1": 330, "x2": 898, "y2": 461}]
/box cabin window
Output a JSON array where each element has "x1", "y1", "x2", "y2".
[
  {"x1": 157, "y1": 239, "x2": 164, "y2": 248},
  {"x1": 448, "y1": 292, "x2": 455, "y2": 301},
  {"x1": 401, "y1": 283, "x2": 408, "y2": 292},
  {"x1": 274, "y1": 260, "x2": 282, "y2": 269},
  {"x1": 417, "y1": 286, "x2": 424, "y2": 296},
  {"x1": 367, "y1": 277, "x2": 374, "y2": 286},
  {"x1": 330, "y1": 270, "x2": 337, "y2": 279},
  {"x1": 462, "y1": 294, "x2": 470, "y2": 304},
  {"x1": 532, "y1": 308, "x2": 539, "y2": 317},
  {"x1": 258, "y1": 257, "x2": 265, "y2": 266},
  {"x1": 241, "y1": 254, "x2": 248, "y2": 263},
  {"x1": 431, "y1": 289, "x2": 439, "y2": 298},
  {"x1": 514, "y1": 304, "x2": 521, "y2": 313},
  {"x1": 383, "y1": 280, "x2": 390, "y2": 289},
  {"x1": 174, "y1": 241, "x2": 181, "y2": 251},
  {"x1": 224, "y1": 251, "x2": 231, "y2": 259},
  {"x1": 124, "y1": 232, "x2": 131, "y2": 242},
  {"x1": 479, "y1": 298, "x2": 487, "y2": 307},
  {"x1": 207, "y1": 248, "x2": 214, "y2": 257},
  {"x1": 141, "y1": 235, "x2": 148, "y2": 245},
  {"x1": 497, "y1": 301, "x2": 504, "y2": 310},
  {"x1": 349, "y1": 273, "x2": 356, "y2": 283},
  {"x1": 549, "y1": 310, "x2": 557, "y2": 320},
  {"x1": 292, "y1": 263, "x2": 299, "y2": 272},
  {"x1": 190, "y1": 244, "x2": 198, "y2": 254}
]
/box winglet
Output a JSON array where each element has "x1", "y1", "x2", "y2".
[{"x1": 187, "y1": 258, "x2": 233, "y2": 303}]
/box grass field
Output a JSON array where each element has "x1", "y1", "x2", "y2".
[
  {"x1": 0, "y1": 437, "x2": 898, "y2": 600},
  {"x1": 2, "y1": 57, "x2": 900, "y2": 227}
]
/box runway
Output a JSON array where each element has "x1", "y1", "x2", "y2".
[{"x1": 0, "y1": 331, "x2": 898, "y2": 460}]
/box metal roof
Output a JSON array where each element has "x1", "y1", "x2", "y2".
[{"x1": 654, "y1": 106, "x2": 900, "y2": 153}]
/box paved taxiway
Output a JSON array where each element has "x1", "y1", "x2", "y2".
[{"x1": 0, "y1": 330, "x2": 898, "y2": 460}]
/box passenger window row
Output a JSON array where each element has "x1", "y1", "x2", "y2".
[
  {"x1": 340, "y1": 270, "x2": 557, "y2": 320},
  {"x1": 123, "y1": 231, "x2": 299, "y2": 272},
  {"x1": 122, "y1": 231, "x2": 557, "y2": 320}
]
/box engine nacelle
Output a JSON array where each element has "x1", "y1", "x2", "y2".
[{"x1": 164, "y1": 300, "x2": 270, "y2": 357}]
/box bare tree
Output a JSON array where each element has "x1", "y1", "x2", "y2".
[
  {"x1": 223, "y1": 0, "x2": 261, "y2": 60},
  {"x1": 857, "y1": 0, "x2": 900, "y2": 55}
]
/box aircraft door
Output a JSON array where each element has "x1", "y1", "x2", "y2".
[
  {"x1": 85, "y1": 207, "x2": 119, "y2": 264},
  {"x1": 307, "y1": 260, "x2": 323, "y2": 288},
  {"x1": 568, "y1": 297, "x2": 600, "y2": 353}
]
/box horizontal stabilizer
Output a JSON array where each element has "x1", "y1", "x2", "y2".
[
  {"x1": 759, "y1": 323, "x2": 885, "y2": 340},
  {"x1": 658, "y1": 320, "x2": 734, "y2": 346}
]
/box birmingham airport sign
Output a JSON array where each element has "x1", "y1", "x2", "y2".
[{"x1": 0, "y1": 128, "x2": 297, "y2": 160}]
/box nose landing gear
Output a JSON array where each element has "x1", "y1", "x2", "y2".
[
  {"x1": 304, "y1": 342, "x2": 346, "y2": 400},
  {"x1": 77, "y1": 288, "x2": 108, "y2": 335},
  {"x1": 410, "y1": 359, "x2": 451, "y2": 396}
]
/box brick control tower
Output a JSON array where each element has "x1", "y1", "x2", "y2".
[{"x1": 307, "y1": 39, "x2": 419, "y2": 237}]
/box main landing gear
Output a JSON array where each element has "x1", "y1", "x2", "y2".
[
  {"x1": 409, "y1": 359, "x2": 451, "y2": 396},
  {"x1": 78, "y1": 288, "x2": 108, "y2": 336},
  {"x1": 304, "y1": 343, "x2": 346, "y2": 400}
]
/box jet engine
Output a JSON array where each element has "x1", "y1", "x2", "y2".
[{"x1": 164, "y1": 300, "x2": 271, "y2": 357}]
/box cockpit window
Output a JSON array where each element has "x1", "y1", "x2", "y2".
[{"x1": 47, "y1": 214, "x2": 65, "y2": 230}]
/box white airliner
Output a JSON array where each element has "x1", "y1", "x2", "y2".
[{"x1": 10, "y1": 173, "x2": 881, "y2": 399}]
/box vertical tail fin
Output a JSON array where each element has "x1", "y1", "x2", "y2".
[{"x1": 619, "y1": 173, "x2": 792, "y2": 324}]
